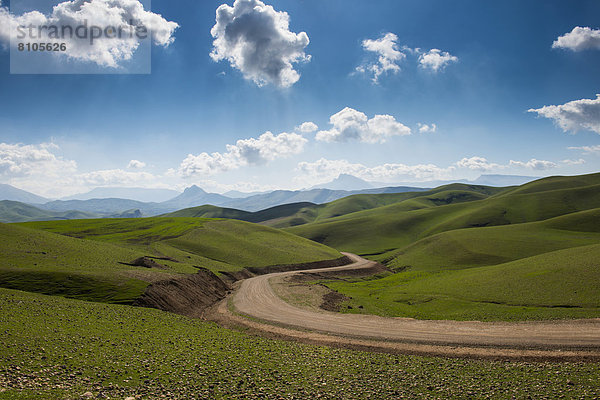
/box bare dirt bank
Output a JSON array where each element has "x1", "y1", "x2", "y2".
[
  {"x1": 133, "y1": 255, "x2": 354, "y2": 316},
  {"x1": 133, "y1": 268, "x2": 230, "y2": 317},
  {"x1": 208, "y1": 253, "x2": 600, "y2": 362}
]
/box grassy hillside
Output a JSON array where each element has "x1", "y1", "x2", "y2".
[
  {"x1": 163, "y1": 202, "x2": 317, "y2": 224},
  {"x1": 21, "y1": 218, "x2": 340, "y2": 269},
  {"x1": 285, "y1": 173, "x2": 600, "y2": 321},
  {"x1": 162, "y1": 183, "x2": 507, "y2": 230},
  {"x1": 382, "y1": 209, "x2": 600, "y2": 271},
  {"x1": 0, "y1": 223, "x2": 151, "y2": 304},
  {"x1": 4, "y1": 218, "x2": 341, "y2": 304},
  {"x1": 328, "y1": 244, "x2": 600, "y2": 321},
  {"x1": 3, "y1": 288, "x2": 598, "y2": 399},
  {"x1": 286, "y1": 173, "x2": 600, "y2": 255}
]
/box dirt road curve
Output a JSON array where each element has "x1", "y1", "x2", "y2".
[{"x1": 212, "y1": 253, "x2": 600, "y2": 361}]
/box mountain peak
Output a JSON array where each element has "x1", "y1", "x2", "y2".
[
  {"x1": 183, "y1": 185, "x2": 207, "y2": 194},
  {"x1": 311, "y1": 174, "x2": 374, "y2": 191}
]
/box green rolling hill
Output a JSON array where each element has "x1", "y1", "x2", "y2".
[
  {"x1": 280, "y1": 173, "x2": 600, "y2": 321},
  {"x1": 163, "y1": 183, "x2": 508, "y2": 228},
  {"x1": 285, "y1": 173, "x2": 600, "y2": 255},
  {"x1": 2, "y1": 218, "x2": 341, "y2": 304}
]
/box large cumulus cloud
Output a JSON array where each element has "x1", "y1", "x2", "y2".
[
  {"x1": 552, "y1": 27, "x2": 600, "y2": 51},
  {"x1": 210, "y1": 0, "x2": 310, "y2": 88},
  {"x1": 528, "y1": 95, "x2": 600, "y2": 134},
  {"x1": 316, "y1": 107, "x2": 411, "y2": 144},
  {"x1": 178, "y1": 131, "x2": 307, "y2": 176},
  {"x1": 0, "y1": 0, "x2": 178, "y2": 67}
]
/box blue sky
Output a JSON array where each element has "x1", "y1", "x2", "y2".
[{"x1": 0, "y1": 0, "x2": 599, "y2": 197}]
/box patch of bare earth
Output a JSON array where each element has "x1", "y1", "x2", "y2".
[{"x1": 270, "y1": 276, "x2": 350, "y2": 312}]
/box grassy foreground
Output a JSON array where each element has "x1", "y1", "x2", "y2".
[{"x1": 1, "y1": 287, "x2": 599, "y2": 400}]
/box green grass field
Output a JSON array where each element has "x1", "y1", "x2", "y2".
[
  {"x1": 286, "y1": 177, "x2": 600, "y2": 255},
  {"x1": 328, "y1": 243, "x2": 600, "y2": 321},
  {"x1": 284, "y1": 173, "x2": 600, "y2": 321},
  {"x1": 2, "y1": 218, "x2": 340, "y2": 304},
  {"x1": 1, "y1": 287, "x2": 599, "y2": 400}
]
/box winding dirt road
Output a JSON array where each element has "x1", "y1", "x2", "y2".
[{"x1": 212, "y1": 253, "x2": 600, "y2": 361}]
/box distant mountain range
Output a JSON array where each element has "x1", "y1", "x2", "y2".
[
  {"x1": 0, "y1": 174, "x2": 542, "y2": 223},
  {"x1": 220, "y1": 186, "x2": 429, "y2": 212},
  {"x1": 61, "y1": 187, "x2": 180, "y2": 203}
]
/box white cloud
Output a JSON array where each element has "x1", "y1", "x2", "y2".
[
  {"x1": 0, "y1": 0, "x2": 178, "y2": 68},
  {"x1": 528, "y1": 95, "x2": 600, "y2": 134},
  {"x1": 552, "y1": 27, "x2": 600, "y2": 51},
  {"x1": 316, "y1": 107, "x2": 411, "y2": 143},
  {"x1": 295, "y1": 158, "x2": 453, "y2": 184},
  {"x1": 186, "y1": 179, "x2": 280, "y2": 195},
  {"x1": 561, "y1": 159, "x2": 586, "y2": 165},
  {"x1": 179, "y1": 131, "x2": 307, "y2": 177},
  {"x1": 568, "y1": 144, "x2": 600, "y2": 154},
  {"x1": 455, "y1": 156, "x2": 502, "y2": 172},
  {"x1": 356, "y1": 32, "x2": 406, "y2": 83},
  {"x1": 356, "y1": 33, "x2": 458, "y2": 82},
  {"x1": 418, "y1": 49, "x2": 458, "y2": 72},
  {"x1": 296, "y1": 121, "x2": 318, "y2": 133},
  {"x1": 0, "y1": 142, "x2": 77, "y2": 178},
  {"x1": 0, "y1": 142, "x2": 176, "y2": 197},
  {"x1": 509, "y1": 159, "x2": 557, "y2": 170},
  {"x1": 127, "y1": 160, "x2": 146, "y2": 169},
  {"x1": 296, "y1": 155, "x2": 564, "y2": 187},
  {"x1": 418, "y1": 123, "x2": 437, "y2": 134},
  {"x1": 457, "y1": 156, "x2": 558, "y2": 172},
  {"x1": 210, "y1": 0, "x2": 310, "y2": 88}
]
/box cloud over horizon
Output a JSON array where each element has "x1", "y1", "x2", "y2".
[
  {"x1": 296, "y1": 155, "x2": 559, "y2": 187},
  {"x1": 0, "y1": 142, "x2": 77, "y2": 178},
  {"x1": 179, "y1": 131, "x2": 307, "y2": 177},
  {"x1": 455, "y1": 156, "x2": 502, "y2": 172},
  {"x1": 210, "y1": 0, "x2": 310, "y2": 88},
  {"x1": 568, "y1": 144, "x2": 600, "y2": 154},
  {"x1": 528, "y1": 94, "x2": 600, "y2": 134},
  {"x1": 316, "y1": 107, "x2": 411, "y2": 143},
  {"x1": 509, "y1": 159, "x2": 557, "y2": 170},
  {"x1": 296, "y1": 158, "x2": 452, "y2": 184}
]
